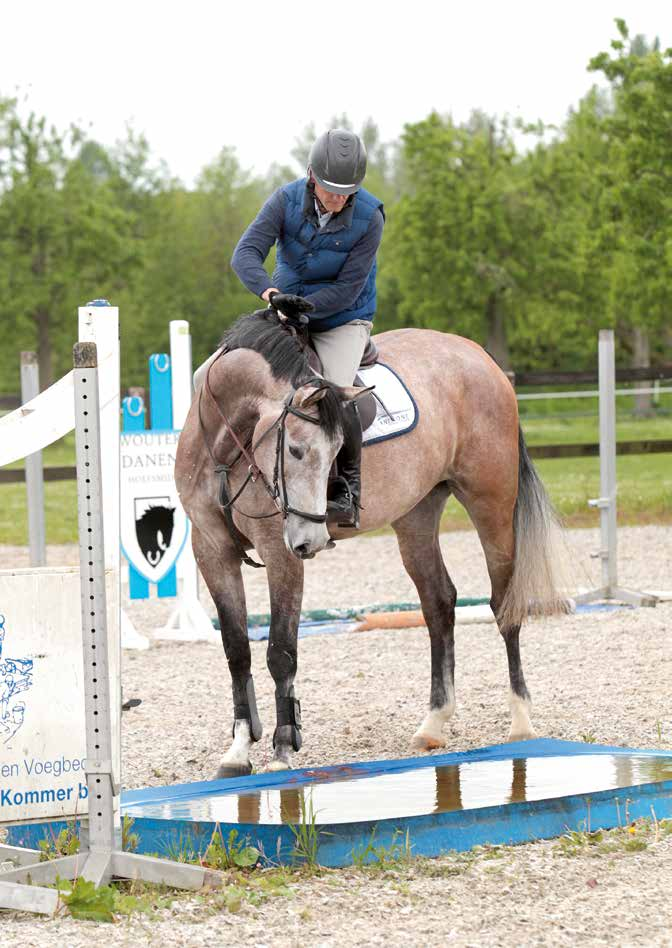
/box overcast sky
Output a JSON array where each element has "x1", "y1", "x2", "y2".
[{"x1": 2, "y1": 0, "x2": 670, "y2": 186}]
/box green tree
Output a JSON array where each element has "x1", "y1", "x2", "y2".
[
  {"x1": 589, "y1": 21, "x2": 672, "y2": 378},
  {"x1": 0, "y1": 100, "x2": 139, "y2": 389},
  {"x1": 119, "y1": 147, "x2": 269, "y2": 385},
  {"x1": 387, "y1": 111, "x2": 538, "y2": 368},
  {"x1": 508, "y1": 89, "x2": 615, "y2": 369}
]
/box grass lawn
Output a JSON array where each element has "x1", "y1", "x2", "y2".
[
  {"x1": 0, "y1": 413, "x2": 670, "y2": 546},
  {"x1": 441, "y1": 452, "x2": 672, "y2": 530}
]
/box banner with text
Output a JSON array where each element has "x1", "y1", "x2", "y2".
[{"x1": 0, "y1": 567, "x2": 120, "y2": 823}]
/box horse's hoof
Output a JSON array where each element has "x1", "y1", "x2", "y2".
[
  {"x1": 508, "y1": 728, "x2": 537, "y2": 742},
  {"x1": 411, "y1": 733, "x2": 446, "y2": 752},
  {"x1": 267, "y1": 759, "x2": 291, "y2": 772},
  {"x1": 215, "y1": 762, "x2": 252, "y2": 779}
]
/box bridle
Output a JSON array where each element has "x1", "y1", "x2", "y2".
[{"x1": 197, "y1": 347, "x2": 333, "y2": 568}]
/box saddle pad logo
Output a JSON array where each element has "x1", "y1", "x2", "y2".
[
  {"x1": 359, "y1": 363, "x2": 419, "y2": 446},
  {"x1": 121, "y1": 431, "x2": 189, "y2": 584}
]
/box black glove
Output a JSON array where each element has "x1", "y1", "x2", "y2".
[{"x1": 268, "y1": 292, "x2": 315, "y2": 325}]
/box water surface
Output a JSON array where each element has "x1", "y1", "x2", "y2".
[{"x1": 125, "y1": 753, "x2": 672, "y2": 825}]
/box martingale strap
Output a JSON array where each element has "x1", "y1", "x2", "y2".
[
  {"x1": 198, "y1": 351, "x2": 332, "y2": 568},
  {"x1": 214, "y1": 463, "x2": 267, "y2": 569}
]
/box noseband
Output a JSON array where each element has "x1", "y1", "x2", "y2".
[{"x1": 197, "y1": 348, "x2": 332, "y2": 568}]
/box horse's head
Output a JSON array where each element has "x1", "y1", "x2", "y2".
[{"x1": 252, "y1": 379, "x2": 361, "y2": 559}]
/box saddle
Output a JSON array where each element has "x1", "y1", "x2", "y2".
[{"x1": 306, "y1": 336, "x2": 380, "y2": 433}]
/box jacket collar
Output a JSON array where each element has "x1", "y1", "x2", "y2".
[{"x1": 302, "y1": 179, "x2": 355, "y2": 233}]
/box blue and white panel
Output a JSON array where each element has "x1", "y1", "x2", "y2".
[{"x1": 0, "y1": 568, "x2": 121, "y2": 824}]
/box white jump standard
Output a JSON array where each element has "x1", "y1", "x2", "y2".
[{"x1": 0, "y1": 343, "x2": 220, "y2": 914}]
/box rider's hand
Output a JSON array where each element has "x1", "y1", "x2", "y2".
[{"x1": 268, "y1": 292, "x2": 314, "y2": 326}]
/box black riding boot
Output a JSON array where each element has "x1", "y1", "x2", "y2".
[{"x1": 327, "y1": 402, "x2": 362, "y2": 528}]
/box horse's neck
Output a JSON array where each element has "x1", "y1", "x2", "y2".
[{"x1": 208, "y1": 350, "x2": 282, "y2": 460}]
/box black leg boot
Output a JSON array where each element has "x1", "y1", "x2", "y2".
[{"x1": 327, "y1": 402, "x2": 362, "y2": 528}]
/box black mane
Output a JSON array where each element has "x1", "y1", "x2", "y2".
[{"x1": 219, "y1": 310, "x2": 344, "y2": 439}]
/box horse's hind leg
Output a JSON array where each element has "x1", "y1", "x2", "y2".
[
  {"x1": 460, "y1": 493, "x2": 535, "y2": 741},
  {"x1": 392, "y1": 484, "x2": 457, "y2": 751},
  {"x1": 192, "y1": 526, "x2": 261, "y2": 777}
]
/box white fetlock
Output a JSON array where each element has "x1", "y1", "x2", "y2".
[
  {"x1": 220, "y1": 720, "x2": 252, "y2": 769},
  {"x1": 411, "y1": 703, "x2": 455, "y2": 750},
  {"x1": 508, "y1": 692, "x2": 536, "y2": 741}
]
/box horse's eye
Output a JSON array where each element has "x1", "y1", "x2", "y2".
[{"x1": 289, "y1": 444, "x2": 305, "y2": 460}]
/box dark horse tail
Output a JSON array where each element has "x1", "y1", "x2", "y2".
[{"x1": 498, "y1": 426, "x2": 569, "y2": 628}]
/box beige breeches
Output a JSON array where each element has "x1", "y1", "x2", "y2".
[{"x1": 311, "y1": 321, "x2": 371, "y2": 387}]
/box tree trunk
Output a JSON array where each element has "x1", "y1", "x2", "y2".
[
  {"x1": 485, "y1": 292, "x2": 510, "y2": 371},
  {"x1": 36, "y1": 308, "x2": 52, "y2": 391},
  {"x1": 631, "y1": 325, "x2": 653, "y2": 418},
  {"x1": 664, "y1": 323, "x2": 672, "y2": 356}
]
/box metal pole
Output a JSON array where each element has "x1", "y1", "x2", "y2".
[
  {"x1": 73, "y1": 342, "x2": 117, "y2": 878},
  {"x1": 20, "y1": 352, "x2": 46, "y2": 567},
  {"x1": 575, "y1": 330, "x2": 657, "y2": 608},
  {"x1": 598, "y1": 330, "x2": 618, "y2": 590}
]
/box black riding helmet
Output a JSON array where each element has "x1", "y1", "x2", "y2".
[{"x1": 308, "y1": 129, "x2": 367, "y2": 195}]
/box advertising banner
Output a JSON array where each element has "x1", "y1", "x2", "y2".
[{"x1": 0, "y1": 567, "x2": 120, "y2": 824}]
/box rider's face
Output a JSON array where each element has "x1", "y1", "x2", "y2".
[{"x1": 311, "y1": 178, "x2": 351, "y2": 214}]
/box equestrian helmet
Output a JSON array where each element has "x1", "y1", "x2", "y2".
[{"x1": 308, "y1": 129, "x2": 367, "y2": 195}]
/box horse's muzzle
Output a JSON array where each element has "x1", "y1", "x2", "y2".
[
  {"x1": 284, "y1": 518, "x2": 332, "y2": 560},
  {"x1": 292, "y1": 543, "x2": 316, "y2": 560}
]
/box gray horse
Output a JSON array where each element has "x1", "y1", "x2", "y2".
[{"x1": 175, "y1": 311, "x2": 566, "y2": 776}]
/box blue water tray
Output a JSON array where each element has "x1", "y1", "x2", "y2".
[
  {"x1": 120, "y1": 738, "x2": 672, "y2": 866},
  {"x1": 9, "y1": 739, "x2": 672, "y2": 867}
]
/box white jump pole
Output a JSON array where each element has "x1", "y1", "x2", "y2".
[
  {"x1": 158, "y1": 320, "x2": 216, "y2": 642},
  {"x1": 77, "y1": 304, "x2": 121, "y2": 575},
  {"x1": 79, "y1": 304, "x2": 148, "y2": 651},
  {"x1": 574, "y1": 330, "x2": 657, "y2": 608}
]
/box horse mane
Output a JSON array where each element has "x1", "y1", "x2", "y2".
[{"x1": 219, "y1": 310, "x2": 344, "y2": 440}]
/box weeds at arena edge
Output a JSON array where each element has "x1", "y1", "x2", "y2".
[{"x1": 5, "y1": 814, "x2": 672, "y2": 923}]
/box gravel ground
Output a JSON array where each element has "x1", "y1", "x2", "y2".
[{"x1": 1, "y1": 524, "x2": 671, "y2": 946}]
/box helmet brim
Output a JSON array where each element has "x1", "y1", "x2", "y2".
[{"x1": 311, "y1": 170, "x2": 361, "y2": 196}]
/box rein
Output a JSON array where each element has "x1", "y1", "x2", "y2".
[{"x1": 197, "y1": 347, "x2": 330, "y2": 568}]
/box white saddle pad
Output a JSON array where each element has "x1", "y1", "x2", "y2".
[{"x1": 357, "y1": 363, "x2": 418, "y2": 446}]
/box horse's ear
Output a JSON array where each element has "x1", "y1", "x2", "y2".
[
  {"x1": 338, "y1": 385, "x2": 375, "y2": 404},
  {"x1": 295, "y1": 385, "x2": 329, "y2": 409}
]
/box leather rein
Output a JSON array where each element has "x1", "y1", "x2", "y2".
[{"x1": 197, "y1": 346, "x2": 330, "y2": 568}]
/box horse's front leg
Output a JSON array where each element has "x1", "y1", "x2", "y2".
[
  {"x1": 192, "y1": 526, "x2": 262, "y2": 777},
  {"x1": 264, "y1": 550, "x2": 305, "y2": 771}
]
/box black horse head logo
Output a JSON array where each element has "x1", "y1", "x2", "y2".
[{"x1": 135, "y1": 505, "x2": 175, "y2": 567}]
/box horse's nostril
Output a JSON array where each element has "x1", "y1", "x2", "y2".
[{"x1": 293, "y1": 542, "x2": 311, "y2": 557}]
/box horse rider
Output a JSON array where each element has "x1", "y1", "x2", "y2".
[{"x1": 230, "y1": 128, "x2": 385, "y2": 529}]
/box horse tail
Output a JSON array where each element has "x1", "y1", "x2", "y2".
[{"x1": 497, "y1": 425, "x2": 570, "y2": 628}]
